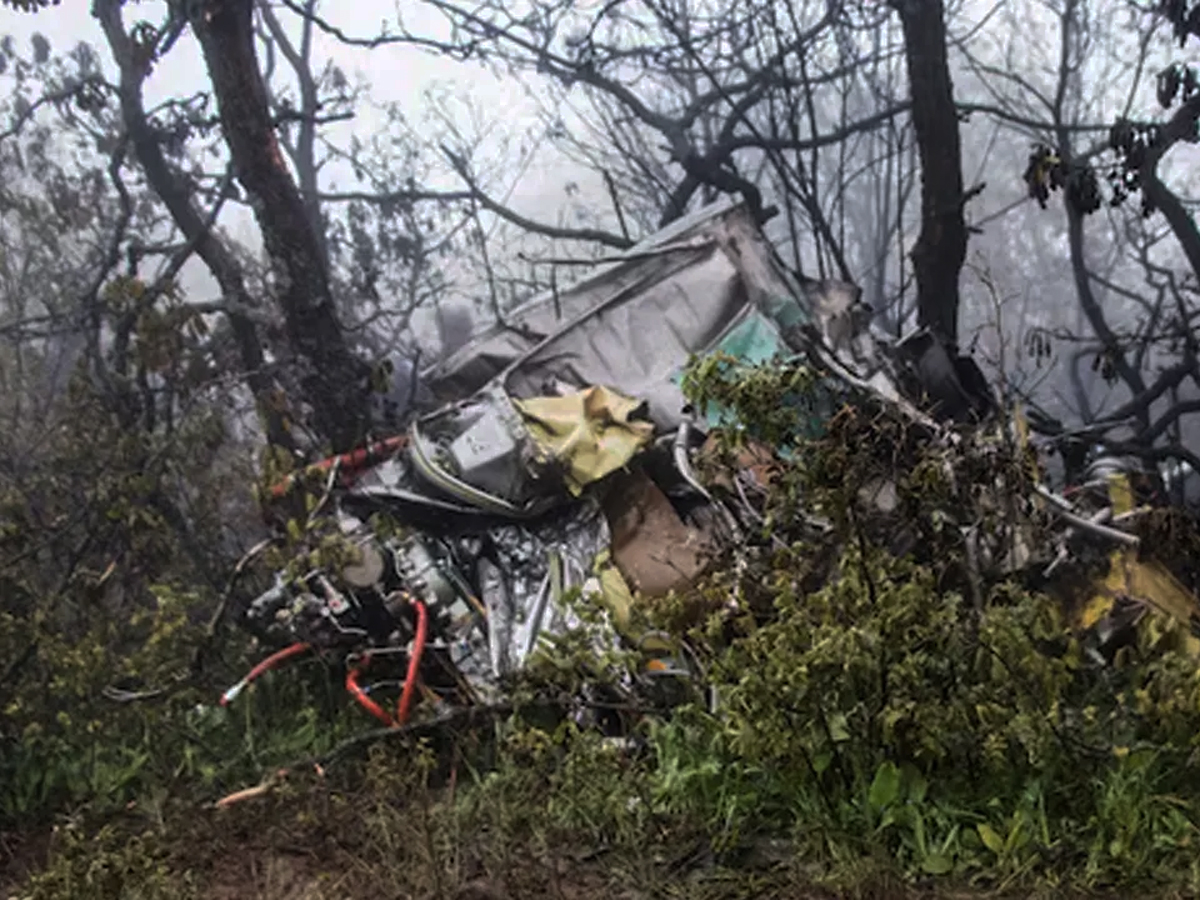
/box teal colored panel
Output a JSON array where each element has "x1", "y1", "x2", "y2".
[
  {"x1": 761, "y1": 291, "x2": 812, "y2": 332},
  {"x1": 711, "y1": 310, "x2": 792, "y2": 365},
  {"x1": 673, "y1": 311, "x2": 842, "y2": 447}
]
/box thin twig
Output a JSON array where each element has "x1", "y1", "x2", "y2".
[
  {"x1": 101, "y1": 686, "x2": 168, "y2": 703},
  {"x1": 193, "y1": 538, "x2": 278, "y2": 672},
  {"x1": 602, "y1": 169, "x2": 631, "y2": 242},
  {"x1": 210, "y1": 701, "x2": 520, "y2": 809}
]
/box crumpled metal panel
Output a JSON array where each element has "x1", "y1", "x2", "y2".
[
  {"x1": 470, "y1": 500, "x2": 614, "y2": 679},
  {"x1": 422, "y1": 198, "x2": 836, "y2": 432},
  {"x1": 502, "y1": 245, "x2": 749, "y2": 430},
  {"x1": 424, "y1": 240, "x2": 721, "y2": 405}
]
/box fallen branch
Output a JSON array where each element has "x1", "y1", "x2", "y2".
[
  {"x1": 192, "y1": 537, "x2": 278, "y2": 673},
  {"x1": 210, "y1": 701, "x2": 518, "y2": 809},
  {"x1": 214, "y1": 768, "x2": 291, "y2": 809},
  {"x1": 209, "y1": 694, "x2": 678, "y2": 810},
  {"x1": 1034, "y1": 485, "x2": 1141, "y2": 546}
]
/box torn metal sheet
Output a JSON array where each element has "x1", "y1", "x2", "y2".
[
  {"x1": 471, "y1": 499, "x2": 619, "y2": 678},
  {"x1": 499, "y1": 244, "x2": 750, "y2": 431},
  {"x1": 423, "y1": 198, "x2": 750, "y2": 402}
]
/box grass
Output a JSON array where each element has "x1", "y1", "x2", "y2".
[{"x1": 8, "y1": 695, "x2": 1200, "y2": 900}]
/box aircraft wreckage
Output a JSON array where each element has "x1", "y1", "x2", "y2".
[{"x1": 218, "y1": 197, "x2": 1200, "y2": 738}]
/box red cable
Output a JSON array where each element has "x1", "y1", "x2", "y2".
[
  {"x1": 267, "y1": 435, "x2": 408, "y2": 499},
  {"x1": 219, "y1": 641, "x2": 311, "y2": 706},
  {"x1": 396, "y1": 598, "x2": 428, "y2": 726},
  {"x1": 345, "y1": 654, "x2": 397, "y2": 727}
]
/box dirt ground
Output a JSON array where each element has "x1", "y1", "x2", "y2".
[{"x1": 1, "y1": 824, "x2": 848, "y2": 900}]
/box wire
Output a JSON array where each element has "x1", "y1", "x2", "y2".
[
  {"x1": 344, "y1": 596, "x2": 429, "y2": 727},
  {"x1": 397, "y1": 597, "x2": 428, "y2": 726},
  {"x1": 219, "y1": 641, "x2": 311, "y2": 707},
  {"x1": 345, "y1": 654, "x2": 398, "y2": 727}
]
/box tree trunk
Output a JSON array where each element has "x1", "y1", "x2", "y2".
[
  {"x1": 95, "y1": 0, "x2": 295, "y2": 451},
  {"x1": 1142, "y1": 94, "x2": 1200, "y2": 286},
  {"x1": 189, "y1": 0, "x2": 370, "y2": 452},
  {"x1": 890, "y1": 0, "x2": 968, "y2": 346}
]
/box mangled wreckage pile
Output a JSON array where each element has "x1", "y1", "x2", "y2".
[{"x1": 221, "y1": 198, "x2": 1200, "y2": 738}]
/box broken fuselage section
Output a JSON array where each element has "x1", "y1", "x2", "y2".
[{"x1": 234, "y1": 198, "x2": 1196, "y2": 727}]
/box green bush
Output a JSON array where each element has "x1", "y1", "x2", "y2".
[
  {"x1": 641, "y1": 353, "x2": 1200, "y2": 892},
  {"x1": 0, "y1": 374, "x2": 363, "y2": 831}
]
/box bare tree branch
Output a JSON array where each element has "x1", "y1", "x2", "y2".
[
  {"x1": 0, "y1": 77, "x2": 111, "y2": 143},
  {"x1": 442, "y1": 146, "x2": 634, "y2": 249},
  {"x1": 1140, "y1": 93, "x2": 1200, "y2": 283}
]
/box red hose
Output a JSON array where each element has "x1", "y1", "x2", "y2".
[
  {"x1": 219, "y1": 642, "x2": 311, "y2": 706},
  {"x1": 345, "y1": 598, "x2": 428, "y2": 727},
  {"x1": 396, "y1": 598, "x2": 428, "y2": 726},
  {"x1": 345, "y1": 654, "x2": 397, "y2": 727},
  {"x1": 267, "y1": 435, "x2": 408, "y2": 499}
]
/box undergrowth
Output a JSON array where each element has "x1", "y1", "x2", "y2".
[{"x1": 6, "y1": 355, "x2": 1200, "y2": 898}]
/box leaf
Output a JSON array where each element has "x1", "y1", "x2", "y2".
[
  {"x1": 911, "y1": 806, "x2": 928, "y2": 854},
  {"x1": 977, "y1": 822, "x2": 1004, "y2": 855},
  {"x1": 921, "y1": 853, "x2": 953, "y2": 875},
  {"x1": 902, "y1": 763, "x2": 928, "y2": 804},
  {"x1": 31, "y1": 32, "x2": 50, "y2": 64},
  {"x1": 869, "y1": 760, "x2": 901, "y2": 812},
  {"x1": 827, "y1": 712, "x2": 850, "y2": 743}
]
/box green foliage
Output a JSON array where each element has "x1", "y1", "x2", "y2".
[
  {"x1": 0, "y1": 364, "x2": 362, "y2": 833},
  {"x1": 17, "y1": 824, "x2": 193, "y2": 900},
  {"x1": 654, "y1": 352, "x2": 1200, "y2": 892},
  {"x1": 679, "y1": 351, "x2": 825, "y2": 448}
]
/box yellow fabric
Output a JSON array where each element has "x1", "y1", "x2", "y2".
[
  {"x1": 1107, "y1": 471, "x2": 1134, "y2": 517},
  {"x1": 578, "y1": 554, "x2": 635, "y2": 635},
  {"x1": 514, "y1": 386, "x2": 655, "y2": 495},
  {"x1": 596, "y1": 559, "x2": 635, "y2": 633}
]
